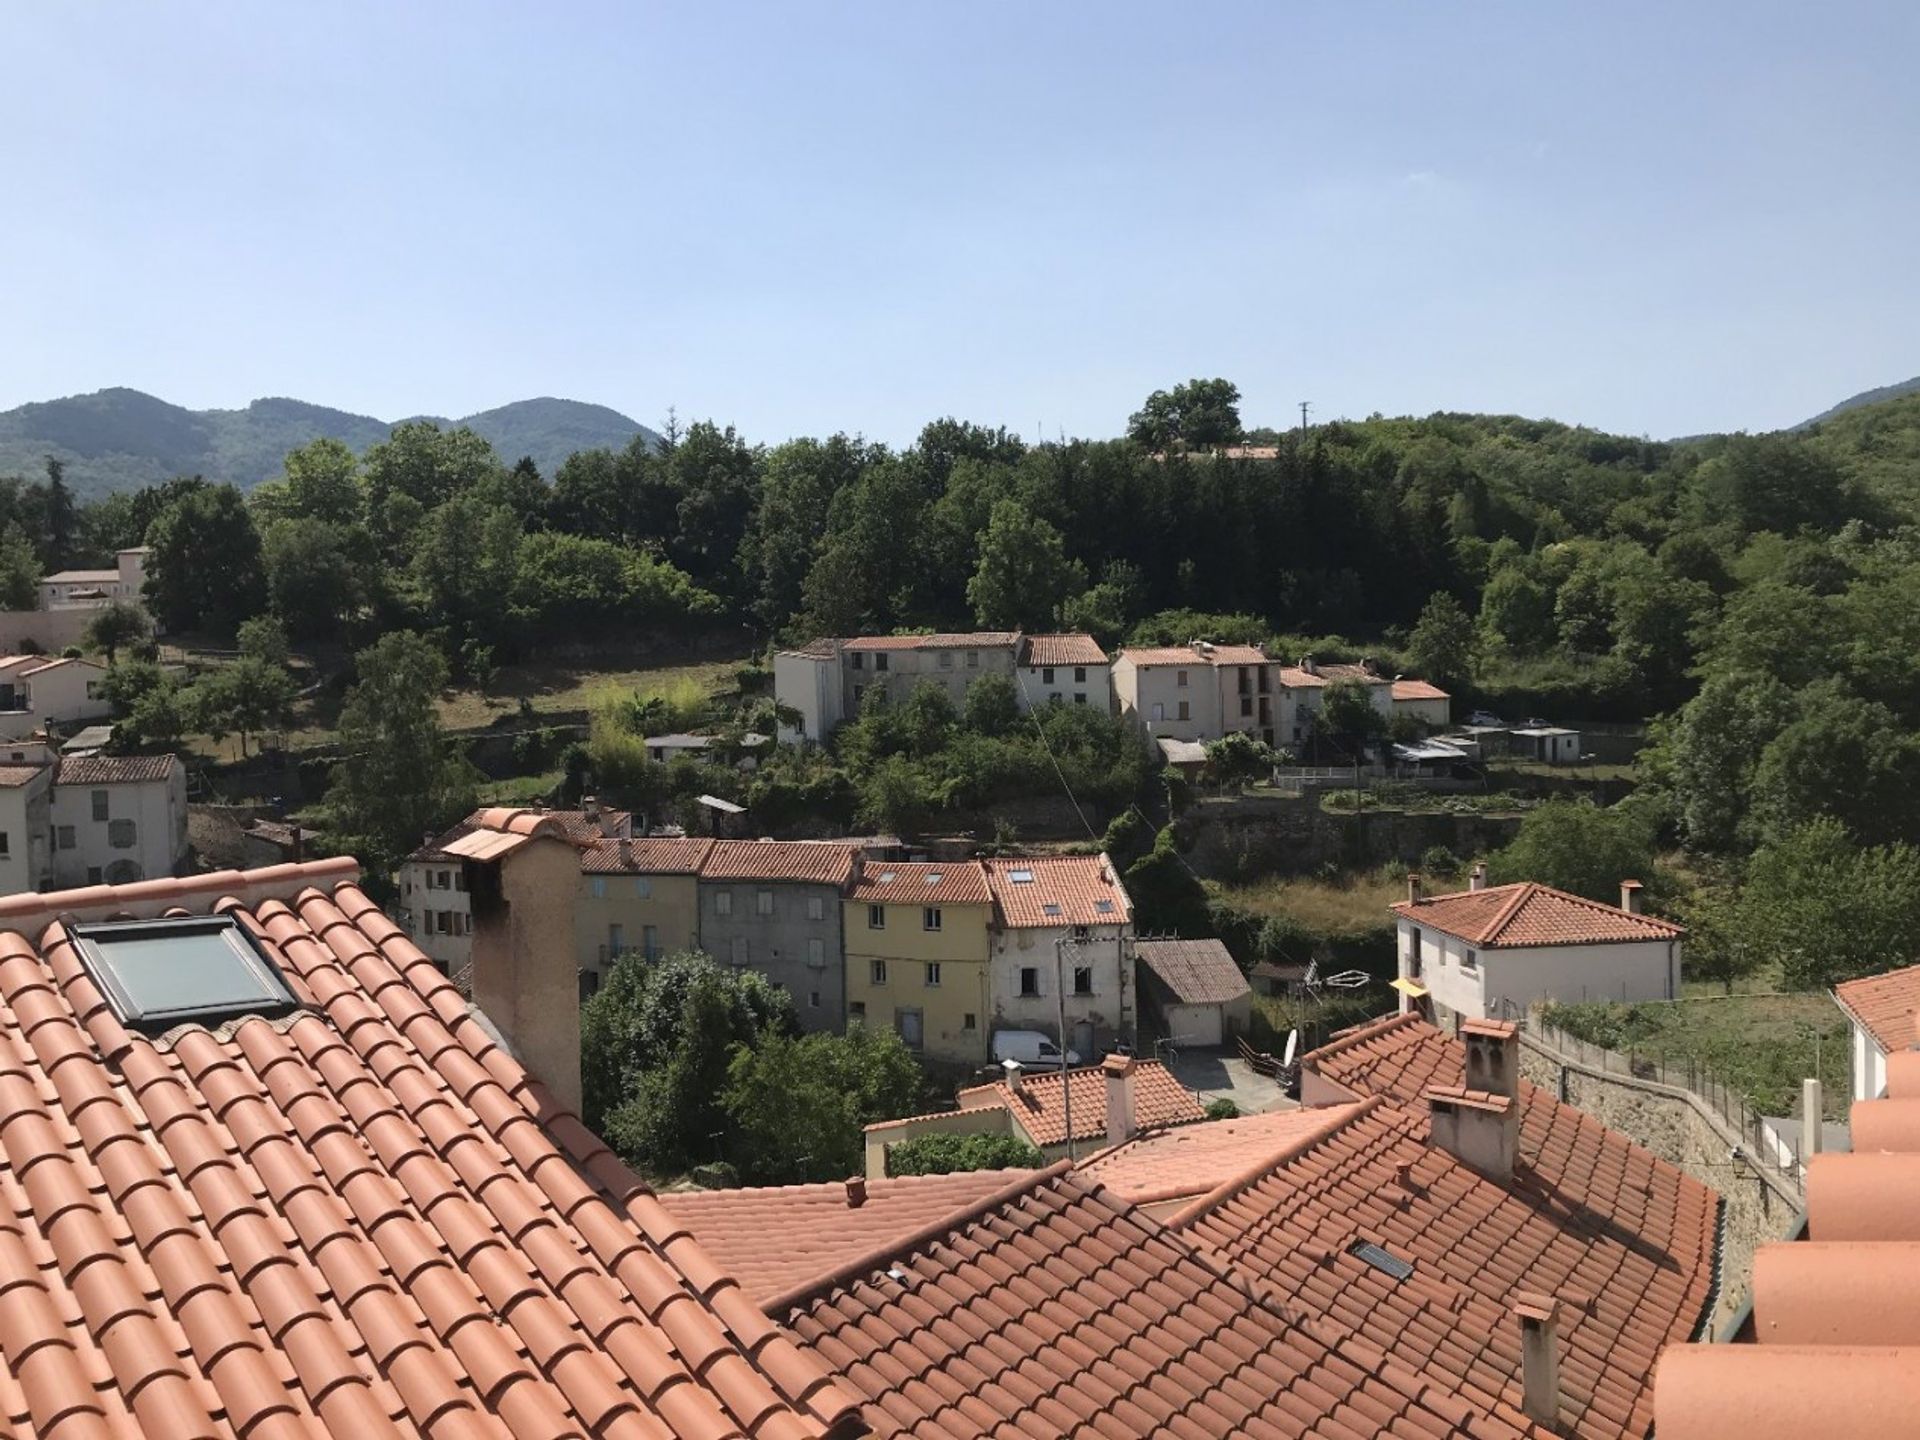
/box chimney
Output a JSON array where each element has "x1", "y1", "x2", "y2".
[
  {"x1": 1461, "y1": 1018, "x2": 1520, "y2": 1100},
  {"x1": 468, "y1": 827, "x2": 584, "y2": 1114},
  {"x1": 845, "y1": 1176, "x2": 867, "y2": 1209},
  {"x1": 1513, "y1": 1293, "x2": 1562, "y2": 1427},
  {"x1": 1002, "y1": 1058, "x2": 1023, "y2": 1094},
  {"x1": 289, "y1": 823, "x2": 304, "y2": 863},
  {"x1": 1427, "y1": 1085, "x2": 1518, "y2": 1184},
  {"x1": 1469, "y1": 862, "x2": 1487, "y2": 892},
  {"x1": 1104, "y1": 1053, "x2": 1137, "y2": 1144},
  {"x1": 1801, "y1": 1077, "x2": 1823, "y2": 1166},
  {"x1": 1407, "y1": 873, "x2": 1423, "y2": 905},
  {"x1": 1619, "y1": 879, "x2": 1643, "y2": 914},
  {"x1": 1300, "y1": 655, "x2": 1317, "y2": 676}
]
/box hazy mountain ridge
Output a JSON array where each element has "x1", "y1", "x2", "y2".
[
  {"x1": 1792, "y1": 376, "x2": 1920, "y2": 432},
  {"x1": 0, "y1": 388, "x2": 660, "y2": 497}
]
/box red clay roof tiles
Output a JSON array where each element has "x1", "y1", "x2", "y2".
[
  {"x1": 0, "y1": 863, "x2": 863, "y2": 1440},
  {"x1": 961, "y1": 1059, "x2": 1205, "y2": 1148},
  {"x1": 582, "y1": 835, "x2": 716, "y2": 875},
  {"x1": 1393, "y1": 881, "x2": 1684, "y2": 948},
  {"x1": 848, "y1": 859, "x2": 992, "y2": 906},
  {"x1": 981, "y1": 855, "x2": 1131, "y2": 928},
  {"x1": 1391, "y1": 679, "x2": 1451, "y2": 702},
  {"x1": 53, "y1": 753, "x2": 179, "y2": 785},
  {"x1": 1833, "y1": 961, "x2": 1920, "y2": 1055},
  {"x1": 1080, "y1": 1101, "x2": 1370, "y2": 1208},
  {"x1": 1021, "y1": 634, "x2": 1107, "y2": 666},
  {"x1": 700, "y1": 840, "x2": 859, "y2": 887}
]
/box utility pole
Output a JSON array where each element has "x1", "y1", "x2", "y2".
[
  {"x1": 1055, "y1": 935, "x2": 1075, "y2": 1160},
  {"x1": 1298, "y1": 400, "x2": 1312, "y2": 432}
]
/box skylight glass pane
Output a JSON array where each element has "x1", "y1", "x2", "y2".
[
  {"x1": 1095, "y1": 900, "x2": 1115, "y2": 914},
  {"x1": 1042, "y1": 903, "x2": 1062, "y2": 917},
  {"x1": 1348, "y1": 1239, "x2": 1414, "y2": 1281},
  {"x1": 925, "y1": 872, "x2": 942, "y2": 884},
  {"x1": 1010, "y1": 869, "x2": 1034, "y2": 882},
  {"x1": 75, "y1": 917, "x2": 298, "y2": 1031}
]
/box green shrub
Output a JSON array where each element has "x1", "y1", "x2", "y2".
[
  {"x1": 886, "y1": 1131, "x2": 1045, "y2": 1177},
  {"x1": 1203, "y1": 1098, "x2": 1240, "y2": 1121}
]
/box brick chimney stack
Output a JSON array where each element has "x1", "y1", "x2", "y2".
[
  {"x1": 1513, "y1": 1293, "x2": 1563, "y2": 1427},
  {"x1": 1620, "y1": 878, "x2": 1644, "y2": 914},
  {"x1": 1104, "y1": 1054, "x2": 1137, "y2": 1145},
  {"x1": 1461, "y1": 1019, "x2": 1520, "y2": 1100}
]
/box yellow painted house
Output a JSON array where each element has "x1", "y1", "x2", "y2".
[
  {"x1": 844, "y1": 859, "x2": 993, "y2": 1063},
  {"x1": 575, "y1": 837, "x2": 714, "y2": 991}
]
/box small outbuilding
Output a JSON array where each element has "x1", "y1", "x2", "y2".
[
  {"x1": 1134, "y1": 937, "x2": 1253, "y2": 1048},
  {"x1": 1509, "y1": 726, "x2": 1581, "y2": 765}
]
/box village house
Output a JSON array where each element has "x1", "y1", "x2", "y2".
[
  {"x1": 843, "y1": 857, "x2": 995, "y2": 1061},
  {"x1": 697, "y1": 838, "x2": 857, "y2": 1031},
  {"x1": 773, "y1": 630, "x2": 1108, "y2": 744},
  {"x1": 0, "y1": 653, "x2": 113, "y2": 739},
  {"x1": 1832, "y1": 959, "x2": 1920, "y2": 1101},
  {"x1": 0, "y1": 759, "x2": 52, "y2": 890},
  {"x1": 982, "y1": 853, "x2": 1134, "y2": 1058},
  {"x1": 1392, "y1": 866, "x2": 1685, "y2": 1025},
  {"x1": 37, "y1": 544, "x2": 149, "y2": 610},
  {"x1": 576, "y1": 834, "x2": 711, "y2": 988},
  {"x1": 1133, "y1": 935, "x2": 1252, "y2": 1047},
  {"x1": 47, "y1": 751, "x2": 188, "y2": 889}
]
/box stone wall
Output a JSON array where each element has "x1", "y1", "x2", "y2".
[
  {"x1": 1520, "y1": 1039, "x2": 1802, "y2": 1335},
  {"x1": 1176, "y1": 791, "x2": 1526, "y2": 880}
]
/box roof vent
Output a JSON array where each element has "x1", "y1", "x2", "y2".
[{"x1": 845, "y1": 1176, "x2": 867, "y2": 1208}]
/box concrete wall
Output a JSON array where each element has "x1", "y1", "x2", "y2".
[
  {"x1": 1519, "y1": 1036, "x2": 1800, "y2": 1334},
  {"x1": 698, "y1": 878, "x2": 845, "y2": 1031},
  {"x1": 1395, "y1": 695, "x2": 1452, "y2": 729},
  {"x1": 0, "y1": 608, "x2": 94, "y2": 656},
  {"x1": 1852, "y1": 1023, "x2": 1888, "y2": 1103},
  {"x1": 24, "y1": 661, "x2": 112, "y2": 726},
  {"x1": 773, "y1": 650, "x2": 840, "y2": 745},
  {"x1": 1016, "y1": 663, "x2": 1112, "y2": 714},
  {"x1": 989, "y1": 923, "x2": 1132, "y2": 1057}
]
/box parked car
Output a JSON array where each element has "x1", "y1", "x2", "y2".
[
  {"x1": 1466, "y1": 709, "x2": 1505, "y2": 727},
  {"x1": 992, "y1": 1029, "x2": 1080, "y2": 1069},
  {"x1": 1519, "y1": 715, "x2": 1552, "y2": 728}
]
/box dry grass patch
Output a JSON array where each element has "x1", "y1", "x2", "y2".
[{"x1": 1217, "y1": 867, "x2": 1406, "y2": 937}]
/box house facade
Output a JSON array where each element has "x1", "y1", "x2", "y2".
[
  {"x1": 38, "y1": 546, "x2": 150, "y2": 611},
  {"x1": 47, "y1": 753, "x2": 189, "y2": 888},
  {"x1": 1392, "y1": 872, "x2": 1684, "y2": 1025},
  {"x1": 696, "y1": 839, "x2": 856, "y2": 1031},
  {"x1": 1015, "y1": 633, "x2": 1112, "y2": 712},
  {"x1": 576, "y1": 836, "x2": 711, "y2": 986},
  {"x1": 1833, "y1": 961, "x2": 1920, "y2": 1101},
  {"x1": 843, "y1": 859, "x2": 994, "y2": 1062},
  {"x1": 983, "y1": 855, "x2": 1135, "y2": 1058},
  {"x1": 0, "y1": 762, "x2": 53, "y2": 892}
]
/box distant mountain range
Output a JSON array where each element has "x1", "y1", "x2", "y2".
[
  {"x1": 1791, "y1": 375, "x2": 1920, "y2": 431},
  {"x1": 0, "y1": 388, "x2": 660, "y2": 497}
]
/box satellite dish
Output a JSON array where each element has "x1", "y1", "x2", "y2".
[{"x1": 1282, "y1": 1029, "x2": 1299, "y2": 1068}]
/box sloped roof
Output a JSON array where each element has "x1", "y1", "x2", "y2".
[
  {"x1": 778, "y1": 1164, "x2": 1547, "y2": 1439},
  {"x1": 0, "y1": 862, "x2": 863, "y2": 1440},
  {"x1": 848, "y1": 859, "x2": 991, "y2": 906},
  {"x1": 409, "y1": 806, "x2": 628, "y2": 864},
  {"x1": 0, "y1": 765, "x2": 44, "y2": 788},
  {"x1": 1392, "y1": 880, "x2": 1685, "y2": 948},
  {"x1": 1079, "y1": 1101, "x2": 1369, "y2": 1208},
  {"x1": 981, "y1": 854, "x2": 1131, "y2": 928},
  {"x1": 1117, "y1": 643, "x2": 1267, "y2": 668},
  {"x1": 1020, "y1": 633, "x2": 1107, "y2": 666},
  {"x1": 701, "y1": 839, "x2": 859, "y2": 887},
  {"x1": 582, "y1": 835, "x2": 716, "y2": 875},
  {"x1": 658, "y1": 1168, "x2": 1036, "y2": 1306},
  {"x1": 961, "y1": 1059, "x2": 1204, "y2": 1148},
  {"x1": 53, "y1": 753, "x2": 179, "y2": 785},
  {"x1": 839, "y1": 632, "x2": 1018, "y2": 652},
  {"x1": 1833, "y1": 960, "x2": 1920, "y2": 1055},
  {"x1": 20, "y1": 655, "x2": 109, "y2": 676},
  {"x1": 1133, "y1": 937, "x2": 1251, "y2": 1006},
  {"x1": 1391, "y1": 678, "x2": 1451, "y2": 701},
  {"x1": 1179, "y1": 1095, "x2": 1718, "y2": 1440}
]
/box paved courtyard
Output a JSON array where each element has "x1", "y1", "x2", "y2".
[{"x1": 1161, "y1": 1045, "x2": 1295, "y2": 1115}]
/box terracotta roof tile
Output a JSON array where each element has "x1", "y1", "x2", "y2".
[
  {"x1": 1833, "y1": 961, "x2": 1920, "y2": 1055},
  {"x1": 1134, "y1": 937, "x2": 1251, "y2": 1006},
  {"x1": 839, "y1": 632, "x2": 1018, "y2": 652},
  {"x1": 408, "y1": 806, "x2": 628, "y2": 863},
  {"x1": 583, "y1": 836, "x2": 716, "y2": 875},
  {"x1": 982, "y1": 855, "x2": 1131, "y2": 928},
  {"x1": 1392, "y1": 881, "x2": 1684, "y2": 948},
  {"x1": 779, "y1": 1165, "x2": 1543, "y2": 1439},
  {"x1": 967, "y1": 1059, "x2": 1205, "y2": 1147},
  {"x1": 0, "y1": 863, "x2": 863, "y2": 1440},
  {"x1": 1391, "y1": 679, "x2": 1451, "y2": 701},
  {"x1": 1118, "y1": 644, "x2": 1268, "y2": 668},
  {"x1": 53, "y1": 753, "x2": 179, "y2": 785},
  {"x1": 1080, "y1": 1102, "x2": 1370, "y2": 1208},
  {"x1": 849, "y1": 859, "x2": 991, "y2": 906},
  {"x1": 0, "y1": 765, "x2": 43, "y2": 788},
  {"x1": 1021, "y1": 634, "x2": 1108, "y2": 666},
  {"x1": 700, "y1": 840, "x2": 859, "y2": 887},
  {"x1": 659, "y1": 1169, "x2": 1036, "y2": 1304}
]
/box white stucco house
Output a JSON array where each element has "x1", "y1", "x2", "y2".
[
  {"x1": 1390, "y1": 871, "x2": 1685, "y2": 1026},
  {"x1": 1833, "y1": 962, "x2": 1920, "y2": 1102},
  {"x1": 982, "y1": 855, "x2": 1134, "y2": 1059},
  {"x1": 47, "y1": 753, "x2": 189, "y2": 888},
  {"x1": 39, "y1": 547, "x2": 150, "y2": 611},
  {"x1": 0, "y1": 761, "x2": 54, "y2": 893}
]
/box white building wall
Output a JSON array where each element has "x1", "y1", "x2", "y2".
[
  {"x1": 1116, "y1": 664, "x2": 1219, "y2": 741},
  {"x1": 399, "y1": 858, "x2": 475, "y2": 973},
  {"x1": 24, "y1": 662, "x2": 112, "y2": 726},
  {"x1": 1397, "y1": 918, "x2": 1681, "y2": 1021},
  {"x1": 50, "y1": 771, "x2": 187, "y2": 888},
  {"x1": 0, "y1": 776, "x2": 52, "y2": 895},
  {"x1": 1016, "y1": 663, "x2": 1112, "y2": 713},
  {"x1": 1852, "y1": 1024, "x2": 1889, "y2": 1103},
  {"x1": 773, "y1": 650, "x2": 841, "y2": 746},
  {"x1": 989, "y1": 923, "x2": 1132, "y2": 1055}
]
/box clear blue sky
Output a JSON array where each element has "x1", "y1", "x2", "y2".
[{"x1": 3, "y1": 2, "x2": 1914, "y2": 443}]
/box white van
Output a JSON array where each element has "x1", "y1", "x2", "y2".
[{"x1": 992, "y1": 1029, "x2": 1080, "y2": 1069}]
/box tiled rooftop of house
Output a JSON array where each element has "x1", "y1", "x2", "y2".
[
  {"x1": 1119, "y1": 642, "x2": 1270, "y2": 667},
  {"x1": 0, "y1": 861, "x2": 864, "y2": 1440},
  {"x1": 408, "y1": 804, "x2": 628, "y2": 863},
  {"x1": 981, "y1": 854, "x2": 1131, "y2": 928},
  {"x1": 582, "y1": 835, "x2": 716, "y2": 874},
  {"x1": 778, "y1": 1163, "x2": 1549, "y2": 1439},
  {"x1": 701, "y1": 839, "x2": 860, "y2": 886},
  {"x1": 839, "y1": 632, "x2": 1019, "y2": 652},
  {"x1": 0, "y1": 764, "x2": 43, "y2": 787},
  {"x1": 959, "y1": 1058, "x2": 1204, "y2": 1147},
  {"x1": 1832, "y1": 960, "x2": 1920, "y2": 1054},
  {"x1": 1020, "y1": 633, "x2": 1108, "y2": 666},
  {"x1": 1179, "y1": 1096, "x2": 1717, "y2": 1439},
  {"x1": 657, "y1": 1168, "x2": 1036, "y2": 1306},
  {"x1": 1392, "y1": 880, "x2": 1685, "y2": 947},
  {"x1": 52, "y1": 752, "x2": 179, "y2": 785},
  {"x1": 848, "y1": 859, "x2": 991, "y2": 906},
  {"x1": 1391, "y1": 678, "x2": 1451, "y2": 701},
  {"x1": 1133, "y1": 936, "x2": 1251, "y2": 1006},
  {"x1": 1079, "y1": 1100, "x2": 1369, "y2": 1210}
]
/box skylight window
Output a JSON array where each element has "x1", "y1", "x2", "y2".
[
  {"x1": 1009, "y1": 869, "x2": 1034, "y2": 883},
  {"x1": 72, "y1": 916, "x2": 299, "y2": 1033},
  {"x1": 925, "y1": 872, "x2": 942, "y2": 885},
  {"x1": 879, "y1": 870, "x2": 897, "y2": 883},
  {"x1": 1095, "y1": 900, "x2": 1115, "y2": 914},
  {"x1": 1347, "y1": 1239, "x2": 1414, "y2": 1281},
  {"x1": 1042, "y1": 903, "x2": 1063, "y2": 917}
]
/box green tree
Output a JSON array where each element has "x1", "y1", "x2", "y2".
[
  {"x1": 99, "y1": 660, "x2": 191, "y2": 749},
  {"x1": 326, "y1": 632, "x2": 477, "y2": 865},
  {"x1": 1485, "y1": 799, "x2": 1658, "y2": 903},
  {"x1": 1123, "y1": 826, "x2": 1211, "y2": 936},
  {"x1": 1316, "y1": 680, "x2": 1387, "y2": 754},
  {"x1": 411, "y1": 494, "x2": 522, "y2": 654},
  {"x1": 279, "y1": 437, "x2": 364, "y2": 524},
  {"x1": 1126, "y1": 378, "x2": 1242, "y2": 450},
  {"x1": 263, "y1": 518, "x2": 368, "y2": 639},
  {"x1": 0, "y1": 525, "x2": 41, "y2": 609},
  {"x1": 720, "y1": 1024, "x2": 922, "y2": 1183},
  {"x1": 42, "y1": 456, "x2": 75, "y2": 570},
  {"x1": 746, "y1": 434, "x2": 876, "y2": 631},
  {"x1": 1662, "y1": 672, "x2": 1795, "y2": 853},
  {"x1": 1740, "y1": 820, "x2": 1920, "y2": 990},
  {"x1": 192, "y1": 656, "x2": 297, "y2": 757},
  {"x1": 1405, "y1": 591, "x2": 1477, "y2": 687},
  {"x1": 1204, "y1": 731, "x2": 1282, "y2": 786},
  {"x1": 885, "y1": 1131, "x2": 1044, "y2": 1177},
  {"x1": 1749, "y1": 684, "x2": 1920, "y2": 848},
  {"x1": 83, "y1": 602, "x2": 149, "y2": 664},
  {"x1": 143, "y1": 485, "x2": 268, "y2": 636},
  {"x1": 961, "y1": 672, "x2": 1020, "y2": 736},
  {"x1": 236, "y1": 613, "x2": 291, "y2": 668},
  {"x1": 1060, "y1": 561, "x2": 1141, "y2": 647},
  {"x1": 966, "y1": 499, "x2": 1081, "y2": 629}
]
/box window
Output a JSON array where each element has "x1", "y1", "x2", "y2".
[
  {"x1": 870, "y1": 959, "x2": 888, "y2": 985},
  {"x1": 108, "y1": 819, "x2": 136, "y2": 850},
  {"x1": 1020, "y1": 967, "x2": 1040, "y2": 997},
  {"x1": 715, "y1": 890, "x2": 733, "y2": 916},
  {"x1": 923, "y1": 907, "x2": 942, "y2": 932},
  {"x1": 868, "y1": 903, "x2": 886, "y2": 929},
  {"x1": 1348, "y1": 1239, "x2": 1415, "y2": 1282},
  {"x1": 849, "y1": 1001, "x2": 866, "y2": 1020},
  {"x1": 1176, "y1": 669, "x2": 1189, "y2": 688},
  {"x1": 808, "y1": 990, "x2": 821, "y2": 1009},
  {"x1": 807, "y1": 895, "x2": 825, "y2": 921},
  {"x1": 437, "y1": 869, "x2": 451, "y2": 890},
  {"x1": 850, "y1": 652, "x2": 865, "y2": 670},
  {"x1": 1176, "y1": 701, "x2": 1190, "y2": 721},
  {"x1": 807, "y1": 937, "x2": 825, "y2": 968},
  {"x1": 72, "y1": 916, "x2": 299, "y2": 1034},
  {"x1": 756, "y1": 889, "x2": 774, "y2": 916},
  {"x1": 1072, "y1": 925, "x2": 1090, "y2": 941},
  {"x1": 642, "y1": 925, "x2": 659, "y2": 959},
  {"x1": 966, "y1": 651, "x2": 978, "y2": 668},
  {"x1": 86, "y1": 680, "x2": 102, "y2": 700},
  {"x1": 607, "y1": 923, "x2": 624, "y2": 956},
  {"x1": 1150, "y1": 702, "x2": 1164, "y2": 721},
  {"x1": 91, "y1": 790, "x2": 109, "y2": 822},
  {"x1": 579, "y1": 970, "x2": 601, "y2": 1001},
  {"x1": 1462, "y1": 949, "x2": 1478, "y2": 971},
  {"x1": 0, "y1": 832, "x2": 9, "y2": 857},
  {"x1": 590, "y1": 877, "x2": 607, "y2": 899},
  {"x1": 633, "y1": 876, "x2": 651, "y2": 899},
  {"x1": 939, "y1": 651, "x2": 953, "y2": 669},
  {"x1": 1074, "y1": 966, "x2": 1093, "y2": 996},
  {"x1": 1240, "y1": 695, "x2": 1253, "y2": 717},
  {"x1": 87, "y1": 867, "x2": 103, "y2": 885},
  {"x1": 1074, "y1": 666, "x2": 1087, "y2": 683},
  {"x1": 1042, "y1": 903, "x2": 1062, "y2": 918},
  {"x1": 874, "y1": 653, "x2": 890, "y2": 673},
  {"x1": 963, "y1": 1012, "x2": 977, "y2": 1030},
  {"x1": 1042, "y1": 667, "x2": 1055, "y2": 684},
  {"x1": 1408, "y1": 927, "x2": 1423, "y2": 978},
  {"x1": 57, "y1": 826, "x2": 75, "y2": 851},
  {"x1": 730, "y1": 936, "x2": 748, "y2": 965},
  {"x1": 1074, "y1": 693, "x2": 1086, "y2": 705},
  {"x1": 924, "y1": 961, "x2": 942, "y2": 987},
  {"x1": 454, "y1": 870, "x2": 468, "y2": 893},
  {"x1": 1008, "y1": 868, "x2": 1034, "y2": 883}
]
